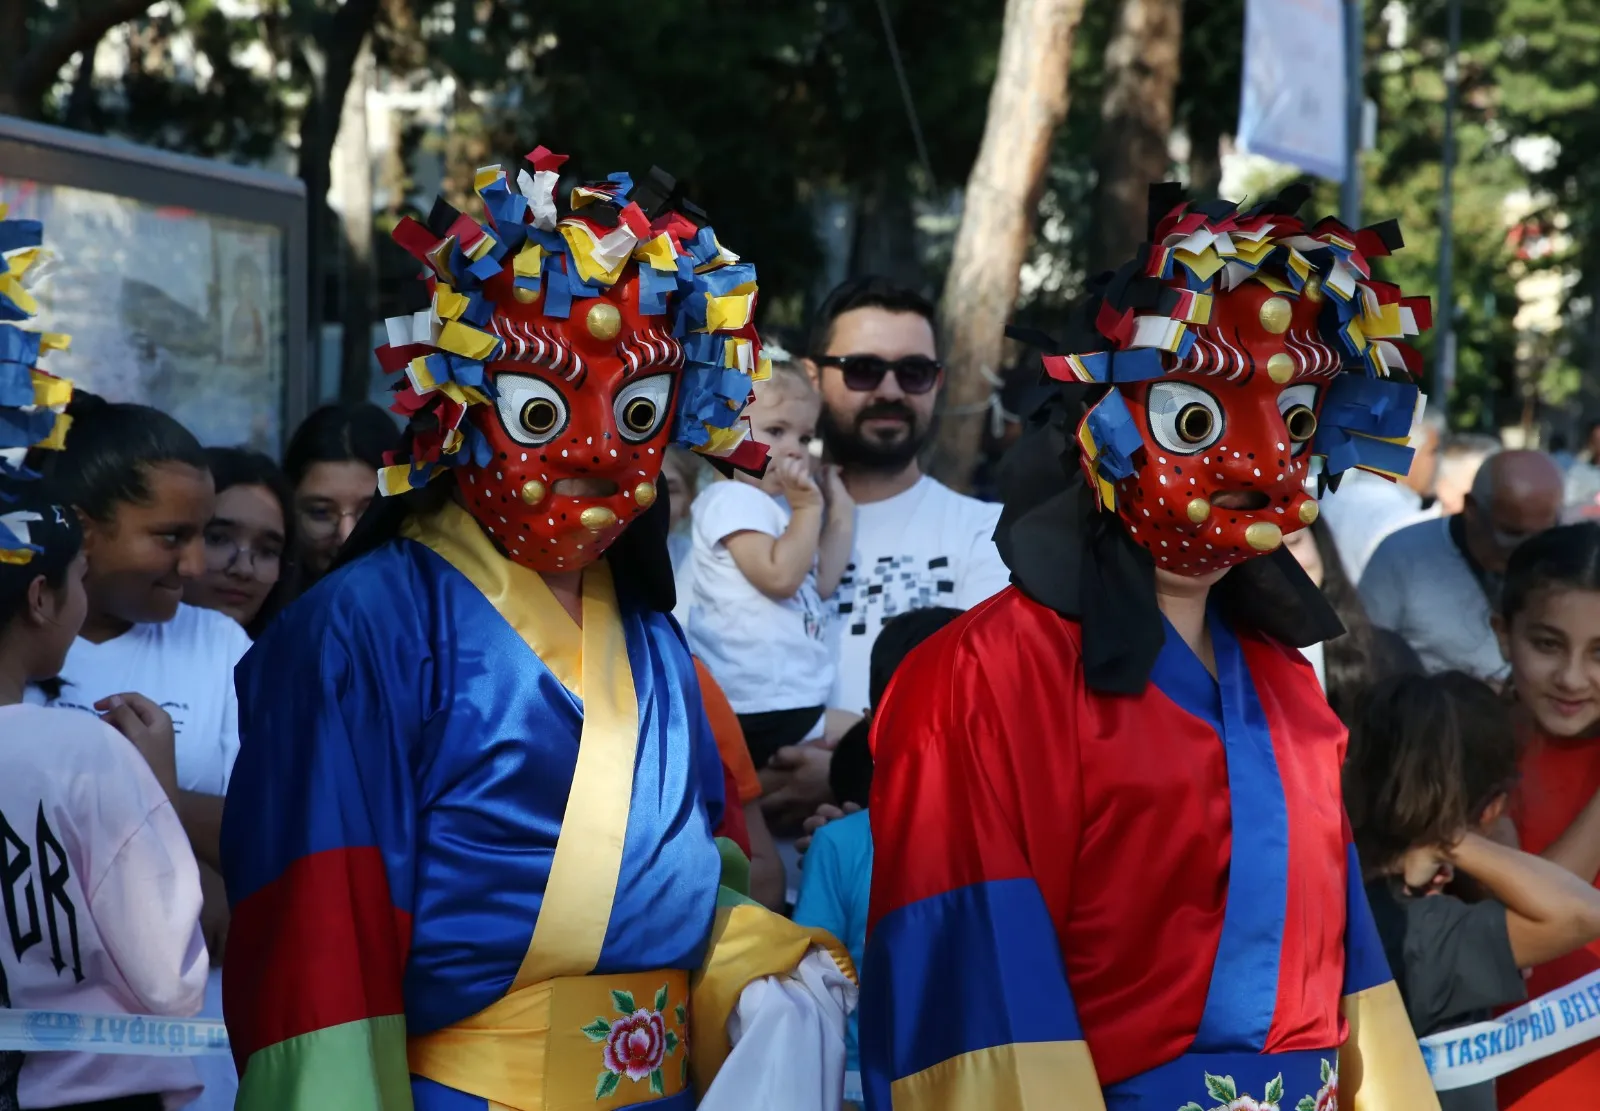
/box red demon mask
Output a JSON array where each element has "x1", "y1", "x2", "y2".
[
  {"x1": 1048, "y1": 186, "x2": 1430, "y2": 578},
  {"x1": 456, "y1": 273, "x2": 684, "y2": 571},
  {"x1": 1106, "y1": 283, "x2": 1329, "y2": 574},
  {"x1": 376, "y1": 151, "x2": 768, "y2": 574}
]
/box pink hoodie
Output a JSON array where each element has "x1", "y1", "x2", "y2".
[{"x1": 0, "y1": 703, "x2": 208, "y2": 1108}]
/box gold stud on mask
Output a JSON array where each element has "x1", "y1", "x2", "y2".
[
  {"x1": 1186, "y1": 498, "x2": 1211, "y2": 524},
  {"x1": 1245, "y1": 522, "x2": 1283, "y2": 552},
  {"x1": 1302, "y1": 277, "x2": 1324, "y2": 303},
  {"x1": 586, "y1": 302, "x2": 623, "y2": 342},
  {"x1": 1267, "y1": 353, "x2": 1295, "y2": 384},
  {"x1": 1258, "y1": 296, "x2": 1293, "y2": 335},
  {"x1": 580, "y1": 506, "x2": 618, "y2": 532},
  {"x1": 1298, "y1": 499, "x2": 1320, "y2": 525},
  {"x1": 519, "y1": 480, "x2": 546, "y2": 505},
  {"x1": 634, "y1": 481, "x2": 657, "y2": 508}
]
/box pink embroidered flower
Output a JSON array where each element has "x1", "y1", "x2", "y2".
[
  {"x1": 1314, "y1": 1074, "x2": 1336, "y2": 1111},
  {"x1": 602, "y1": 1009, "x2": 666, "y2": 1081},
  {"x1": 1225, "y1": 1098, "x2": 1269, "y2": 1111}
]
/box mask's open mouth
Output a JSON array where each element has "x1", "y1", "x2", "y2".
[
  {"x1": 1211, "y1": 490, "x2": 1270, "y2": 511},
  {"x1": 553, "y1": 478, "x2": 619, "y2": 498}
]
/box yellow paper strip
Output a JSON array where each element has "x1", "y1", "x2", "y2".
[{"x1": 438, "y1": 320, "x2": 501, "y2": 361}]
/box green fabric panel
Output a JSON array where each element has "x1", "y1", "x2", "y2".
[
  {"x1": 236, "y1": 1014, "x2": 413, "y2": 1111},
  {"x1": 715, "y1": 836, "x2": 751, "y2": 898}
]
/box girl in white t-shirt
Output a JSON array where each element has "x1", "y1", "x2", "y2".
[
  {"x1": 688, "y1": 363, "x2": 854, "y2": 765},
  {"x1": 0, "y1": 479, "x2": 207, "y2": 1111},
  {"x1": 34, "y1": 395, "x2": 249, "y2": 1111}
]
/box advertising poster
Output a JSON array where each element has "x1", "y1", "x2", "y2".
[{"x1": 0, "y1": 174, "x2": 287, "y2": 452}]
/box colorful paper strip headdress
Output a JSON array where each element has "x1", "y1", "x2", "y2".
[
  {"x1": 0, "y1": 203, "x2": 74, "y2": 566},
  {"x1": 1041, "y1": 182, "x2": 1431, "y2": 512},
  {"x1": 374, "y1": 147, "x2": 769, "y2": 497}
]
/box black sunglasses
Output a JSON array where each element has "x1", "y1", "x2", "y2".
[{"x1": 814, "y1": 354, "x2": 942, "y2": 395}]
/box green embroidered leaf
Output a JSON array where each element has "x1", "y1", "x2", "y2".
[
  {"x1": 1177, "y1": 1103, "x2": 1206, "y2": 1111},
  {"x1": 664, "y1": 1030, "x2": 681, "y2": 1055},
  {"x1": 1204, "y1": 1074, "x2": 1238, "y2": 1103},
  {"x1": 1265, "y1": 1074, "x2": 1284, "y2": 1104},
  {"x1": 1320, "y1": 1058, "x2": 1333, "y2": 1083},
  {"x1": 1296, "y1": 1097, "x2": 1317, "y2": 1111},
  {"x1": 611, "y1": 990, "x2": 637, "y2": 1015},
  {"x1": 654, "y1": 983, "x2": 670, "y2": 1013},
  {"x1": 580, "y1": 1017, "x2": 612, "y2": 1043},
  {"x1": 650, "y1": 1067, "x2": 665, "y2": 1096},
  {"x1": 595, "y1": 1071, "x2": 620, "y2": 1099},
  {"x1": 675, "y1": 1002, "x2": 687, "y2": 1025}
]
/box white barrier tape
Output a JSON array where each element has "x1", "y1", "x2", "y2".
[
  {"x1": 0, "y1": 1010, "x2": 230, "y2": 1057},
  {"x1": 1420, "y1": 968, "x2": 1600, "y2": 1090}
]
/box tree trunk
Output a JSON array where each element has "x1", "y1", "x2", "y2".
[
  {"x1": 1, "y1": 0, "x2": 160, "y2": 119},
  {"x1": 1088, "y1": 0, "x2": 1186, "y2": 275},
  {"x1": 850, "y1": 171, "x2": 922, "y2": 289},
  {"x1": 928, "y1": 0, "x2": 1086, "y2": 491},
  {"x1": 0, "y1": 1, "x2": 31, "y2": 113},
  {"x1": 295, "y1": 0, "x2": 384, "y2": 402},
  {"x1": 1189, "y1": 122, "x2": 1223, "y2": 199},
  {"x1": 337, "y1": 41, "x2": 376, "y2": 403}
]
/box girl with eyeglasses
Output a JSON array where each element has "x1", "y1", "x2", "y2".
[
  {"x1": 282, "y1": 403, "x2": 399, "y2": 584},
  {"x1": 183, "y1": 448, "x2": 297, "y2": 639}
]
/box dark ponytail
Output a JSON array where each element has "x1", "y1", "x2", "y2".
[
  {"x1": 34, "y1": 393, "x2": 208, "y2": 521},
  {"x1": 1501, "y1": 522, "x2": 1600, "y2": 625}
]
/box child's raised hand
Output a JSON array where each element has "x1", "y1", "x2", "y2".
[
  {"x1": 774, "y1": 455, "x2": 822, "y2": 509},
  {"x1": 1399, "y1": 843, "x2": 1455, "y2": 892}
]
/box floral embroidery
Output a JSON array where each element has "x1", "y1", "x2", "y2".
[
  {"x1": 581, "y1": 984, "x2": 683, "y2": 1099},
  {"x1": 1175, "y1": 1060, "x2": 1337, "y2": 1111}
]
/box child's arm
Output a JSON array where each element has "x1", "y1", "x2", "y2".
[
  {"x1": 723, "y1": 460, "x2": 825, "y2": 601},
  {"x1": 1449, "y1": 831, "x2": 1600, "y2": 967},
  {"x1": 1537, "y1": 784, "x2": 1600, "y2": 883},
  {"x1": 816, "y1": 464, "x2": 855, "y2": 599}
]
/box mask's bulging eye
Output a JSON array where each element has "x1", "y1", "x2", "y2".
[
  {"x1": 614, "y1": 374, "x2": 675, "y2": 443},
  {"x1": 1276, "y1": 383, "x2": 1320, "y2": 453},
  {"x1": 1176, "y1": 403, "x2": 1215, "y2": 444},
  {"x1": 522, "y1": 398, "x2": 560, "y2": 437},
  {"x1": 1147, "y1": 381, "x2": 1225, "y2": 455},
  {"x1": 494, "y1": 374, "x2": 569, "y2": 447}
]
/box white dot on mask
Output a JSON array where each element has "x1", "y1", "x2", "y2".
[
  {"x1": 561, "y1": 450, "x2": 568, "y2": 458},
  {"x1": 1158, "y1": 475, "x2": 1167, "y2": 485},
  {"x1": 1253, "y1": 468, "x2": 1261, "y2": 477},
  {"x1": 521, "y1": 453, "x2": 528, "y2": 462}
]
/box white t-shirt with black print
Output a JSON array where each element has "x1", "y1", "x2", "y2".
[
  {"x1": 828, "y1": 476, "x2": 1010, "y2": 716},
  {"x1": 688, "y1": 481, "x2": 835, "y2": 715}
]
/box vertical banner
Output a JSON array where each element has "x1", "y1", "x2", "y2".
[{"x1": 1238, "y1": 0, "x2": 1349, "y2": 181}]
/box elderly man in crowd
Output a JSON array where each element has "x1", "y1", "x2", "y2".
[{"x1": 1360, "y1": 449, "x2": 1563, "y2": 680}]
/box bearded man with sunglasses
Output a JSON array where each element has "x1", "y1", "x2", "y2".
[{"x1": 803, "y1": 277, "x2": 1011, "y2": 725}]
